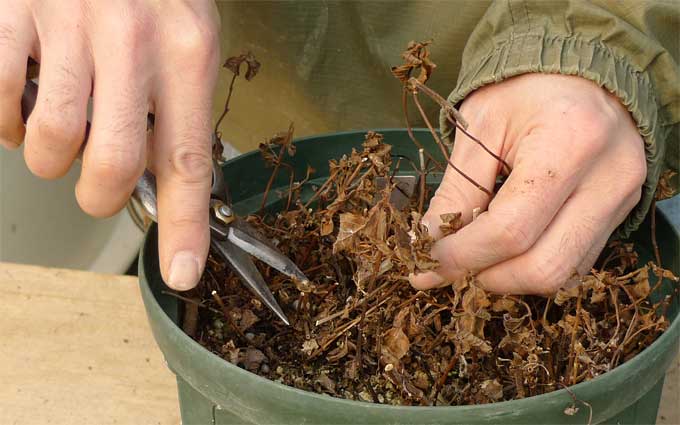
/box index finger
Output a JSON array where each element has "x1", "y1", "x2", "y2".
[{"x1": 153, "y1": 73, "x2": 218, "y2": 291}]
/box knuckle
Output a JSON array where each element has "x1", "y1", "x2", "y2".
[
  {"x1": 525, "y1": 259, "x2": 567, "y2": 295},
  {"x1": 616, "y1": 154, "x2": 646, "y2": 199},
  {"x1": 112, "y1": 14, "x2": 154, "y2": 60},
  {"x1": 90, "y1": 147, "x2": 141, "y2": 186},
  {"x1": 168, "y1": 211, "x2": 205, "y2": 230},
  {"x1": 170, "y1": 17, "x2": 219, "y2": 64},
  {"x1": 493, "y1": 222, "x2": 534, "y2": 255},
  {"x1": 169, "y1": 143, "x2": 213, "y2": 183},
  {"x1": 624, "y1": 187, "x2": 643, "y2": 211},
  {"x1": 555, "y1": 99, "x2": 613, "y2": 152},
  {"x1": 574, "y1": 118, "x2": 611, "y2": 152},
  {"x1": 626, "y1": 154, "x2": 648, "y2": 189},
  {"x1": 627, "y1": 168, "x2": 647, "y2": 195},
  {"x1": 32, "y1": 113, "x2": 82, "y2": 147}
]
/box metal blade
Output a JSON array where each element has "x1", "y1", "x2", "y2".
[
  {"x1": 227, "y1": 220, "x2": 310, "y2": 285},
  {"x1": 211, "y1": 239, "x2": 290, "y2": 326}
]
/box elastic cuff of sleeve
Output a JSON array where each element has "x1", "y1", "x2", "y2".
[{"x1": 440, "y1": 33, "x2": 668, "y2": 238}]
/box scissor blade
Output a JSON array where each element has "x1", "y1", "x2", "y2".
[
  {"x1": 227, "y1": 220, "x2": 311, "y2": 285},
  {"x1": 211, "y1": 239, "x2": 290, "y2": 326}
]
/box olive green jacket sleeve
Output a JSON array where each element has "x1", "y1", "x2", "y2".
[{"x1": 441, "y1": 0, "x2": 680, "y2": 237}]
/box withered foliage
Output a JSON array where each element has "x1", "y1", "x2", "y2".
[
  {"x1": 184, "y1": 44, "x2": 679, "y2": 407},
  {"x1": 187, "y1": 131, "x2": 678, "y2": 406},
  {"x1": 391, "y1": 40, "x2": 436, "y2": 85},
  {"x1": 214, "y1": 52, "x2": 262, "y2": 161},
  {"x1": 223, "y1": 51, "x2": 261, "y2": 81}
]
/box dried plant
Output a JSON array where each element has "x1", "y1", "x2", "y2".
[
  {"x1": 180, "y1": 44, "x2": 679, "y2": 408},
  {"x1": 213, "y1": 52, "x2": 262, "y2": 161}
]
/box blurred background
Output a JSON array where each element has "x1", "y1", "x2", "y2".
[{"x1": 0, "y1": 141, "x2": 240, "y2": 275}]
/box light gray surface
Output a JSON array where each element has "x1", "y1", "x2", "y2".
[
  {"x1": 0, "y1": 145, "x2": 142, "y2": 272},
  {"x1": 658, "y1": 355, "x2": 679, "y2": 425},
  {"x1": 659, "y1": 196, "x2": 680, "y2": 230}
]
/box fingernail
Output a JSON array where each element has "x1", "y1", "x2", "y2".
[
  {"x1": 168, "y1": 251, "x2": 201, "y2": 291},
  {"x1": 409, "y1": 271, "x2": 445, "y2": 290}
]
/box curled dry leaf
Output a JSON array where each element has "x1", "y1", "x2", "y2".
[
  {"x1": 382, "y1": 327, "x2": 410, "y2": 361},
  {"x1": 439, "y1": 212, "x2": 463, "y2": 236},
  {"x1": 224, "y1": 51, "x2": 261, "y2": 81},
  {"x1": 390, "y1": 40, "x2": 436, "y2": 85}
]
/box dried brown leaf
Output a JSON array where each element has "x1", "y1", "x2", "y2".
[
  {"x1": 224, "y1": 51, "x2": 261, "y2": 81},
  {"x1": 439, "y1": 212, "x2": 463, "y2": 236},
  {"x1": 390, "y1": 40, "x2": 436, "y2": 85},
  {"x1": 383, "y1": 327, "x2": 410, "y2": 360}
]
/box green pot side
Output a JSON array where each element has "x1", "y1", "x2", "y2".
[{"x1": 139, "y1": 129, "x2": 680, "y2": 425}]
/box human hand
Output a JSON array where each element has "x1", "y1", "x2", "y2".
[
  {"x1": 0, "y1": 1, "x2": 220, "y2": 290},
  {"x1": 410, "y1": 74, "x2": 646, "y2": 295}
]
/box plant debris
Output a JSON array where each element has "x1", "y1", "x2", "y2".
[
  {"x1": 183, "y1": 45, "x2": 679, "y2": 407},
  {"x1": 186, "y1": 129, "x2": 678, "y2": 405}
]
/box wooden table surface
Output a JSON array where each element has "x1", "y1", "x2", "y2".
[
  {"x1": 0, "y1": 261, "x2": 677, "y2": 424},
  {"x1": 0, "y1": 262, "x2": 179, "y2": 425}
]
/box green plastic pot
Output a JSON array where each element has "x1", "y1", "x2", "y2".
[{"x1": 139, "y1": 129, "x2": 680, "y2": 425}]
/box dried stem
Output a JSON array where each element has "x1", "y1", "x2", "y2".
[
  {"x1": 161, "y1": 290, "x2": 222, "y2": 315},
  {"x1": 418, "y1": 148, "x2": 426, "y2": 214},
  {"x1": 411, "y1": 90, "x2": 492, "y2": 196},
  {"x1": 567, "y1": 287, "x2": 583, "y2": 385},
  {"x1": 401, "y1": 88, "x2": 444, "y2": 170},
  {"x1": 260, "y1": 124, "x2": 295, "y2": 213},
  {"x1": 436, "y1": 351, "x2": 459, "y2": 391},
  {"x1": 214, "y1": 73, "x2": 238, "y2": 139},
  {"x1": 212, "y1": 290, "x2": 247, "y2": 342},
  {"x1": 408, "y1": 78, "x2": 511, "y2": 174},
  {"x1": 650, "y1": 200, "x2": 662, "y2": 267},
  {"x1": 561, "y1": 382, "x2": 593, "y2": 425},
  {"x1": 408, "y1": 78, "x2": 467, "y2": 128}
]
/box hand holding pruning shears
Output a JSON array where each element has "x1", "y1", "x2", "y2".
[{"x1": 0, "y1": 1, "x2": 220, "y2": 290}]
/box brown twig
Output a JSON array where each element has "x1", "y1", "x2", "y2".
[
  {"x1": 567, "y1": 287, "x2": 583, "y2": 385},
  {"x1": 650, "y1": 200, "x2": 662, "y2": 267},
  {"x1": 408, "y1": 78, "x2": 511, "y2": 174},
  {"x1": 261, "y1": 147, "x2": 288, "y2": 213},
  {"x1": 401, "y1": 88, "x2": 445, "y2": 170},
  {"x1": 161, "y1": 290, "x2": 222, "y2": 315},
  {"x1": 436, "y1": 351, "x2": 459, "y2": 391},
  {"x1": 407, "y1": 78, "x2": 467, "y2": 128},
  {"x1": 212, "y1": 290, "x2": 247, "y2": 342},
  {"x1": 411, "y1": 90, "x2": 492, "y2": 196},
  {"x1": 560, "y1": 381, "x2": 593, "y2": 425},
  {"x1": 214, "y1": 73, "x2": 238, "y2": 140},
  {"x1": 418, "y1": 148, "x2": 426, "y2": 214}
]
